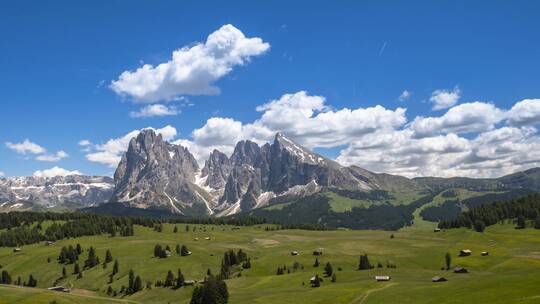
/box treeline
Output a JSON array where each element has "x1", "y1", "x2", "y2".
[
  {"x1": 0, "y1": 214, "x2": 134, "y2": 247},
  {"x1": 439, "y1": 194, "x2": 540, "y2": 230}
]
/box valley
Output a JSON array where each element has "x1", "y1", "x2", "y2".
[{"x1": 1, "y1": 221, "x2": 539, "y2": 303}]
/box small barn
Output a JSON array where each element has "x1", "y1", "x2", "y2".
[
  {"x1": 432, "y1": 276, "x2": 447, "y2": 282},
  {"x1": 47, "y1": 286, "x2": 70, "y2": 293},
  {"x1": 310, "y1": 276, "x2": 324, "y2": 283},
  {"x1": 313, "y1": 249, "x2": 323, "y2": 256},
  {"x1": 375, "y1": 276, "x2": 391, "y2": 282},
  {"x1": 184, "y1": 280, "x2": 196, "y2": 286},
  {"x1": 434, "y1": 228, "x2": 441, "y2": 232},
  {"x1": 194, "y1": 237, "x2": 199, "y2": 241},
  {"x1": 454, "y1": 266, "x2": 469, "y2": 273},
  {"x1": 165, "y1": 250, "x2": 172, "y2": 257},
  {"x1": 291, "y1": 251, "x2": 299, "y2": 256},
  {"x1": 204, "y1": 237, "x2": 211, "y2": 240},
  {"x1": 13, "y1": 248, "x2": 21, "y2": 252},
  {"x1": 481, "y1": 251, "x2": 489, "y2": 256},
  {"x1": 459, "y1": 249, "x2": 472, "y2": 257},
  {"x1": 45, "y1": 241, "x2": 54, "y2": 246}
]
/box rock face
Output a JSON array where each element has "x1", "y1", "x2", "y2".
[
  {"x1": 202, "y1": 133, "x2": 374, "y2": 216},
  {"x1": 111, "y1": 129, "x2": 212, "y2": 216},
  {"x1": 0, "y1": 175, "x2": 114, "y2": 210},
  {"x1": 110, "y1": 130, "x2": 377, "y2": 216}
]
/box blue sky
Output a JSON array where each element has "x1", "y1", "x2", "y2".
[{"x1": 2, "y1": 1, "x2": 540, "y2": 178}]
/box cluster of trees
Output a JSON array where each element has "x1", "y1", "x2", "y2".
[
  {"x1": 58, "y1": 244, "x2": 83, "y2": 264},
  {"x1": 153, "y1": 244, "x2": 171, "y2": 258},
  {"x1": 127, "y1": 269, "x2": 143, "y2": 294},
  {"x1": 439, "y1": 194, "x2": 540, "y2": 230},
  {"x1": 220, "y1": 249, "x2": 250, "y2": 279},
  {"x1": 84, "y1": 247, "x2": 100, "y2": 269},
  {"x1": 155, "y1": 269, "x2": 185, "y2": 288},
  {"x1": 0, "y1": 213, "x2": 134, "y2": 247},
  {"x1": 176, "y1": 244, "x2": 190, "y2": 256},
  {"x1": 190, "y1": 275, "x2": 228, "y2": 304},
  {"x1": 0, "y1": 270, "x2": 37, "y2": 287}
]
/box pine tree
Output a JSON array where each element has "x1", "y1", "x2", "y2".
[
  {"x1": 176, "y1": 244, "x2": 181, "y2": 255},
  {"x1": 112, "y1": 259, "x2": 119, "y2": 276},
  {"x1": 311, "y1": 274, "x2": 321, "y2": 287},
  {"x1": 154, "y1": 244, "x2": 163, "y2": 258},
  {"x1": 358, "y1": 254, "x2": 371, "y2": 270},
  {"x1": 0, "y1": 270, "x2": 12, "y2": 284},
  {"x1": 324, "y1": 262, "x2": 333, "y2": 277},
  {"x1": 176, "y1": 268, "x2": 185, "y2": 288},
  {"x1": 133, "y1": 275, "x2": 143, "y2": 292},
  {"x1": 104, "y1": 249, "x2": 113, "y2": 264},
  {"x1": 173, "y1": 226, "x2": 178, "y2": 233},
  {"x1": 84, "y1": 246, "x2": 99, "y2": 268},
  {"x1": 445, "y1": 252, "x2": 452, "y2": 270},
  {"x1": 74, "y1": 263, "x2": 80, "y2": 274},
  {"x1": 164, "y1": 270, "x2": 175, "y2": 287},
  {"x1": 474, "y1": 220, "x2": 486, "y2": 232},
  {"x1": 128, "y1": 269, "x2": 135, "y2": 294},
  {"x1": 517, "y1": 215, "x2": 526, "y2": 229},
  {"x1": 181, "y1": 245, "x2": 190, "y2": 256},
  {"x1": 62, "y1": 266, "x2": 67, "y2": 278},
  {"x1": 331, "y1": 273, "x2": 337, "y2": 282},
  {"x1": 76, "y1": 243, "x2": 82, "y2": 255},
  {"x1": 313, "y1": 258, "x2": 320, "y2": 267}
]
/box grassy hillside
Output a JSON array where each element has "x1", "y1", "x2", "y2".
[{"x1": 1, "y1": 222, "x2": 539, "y2": 303}]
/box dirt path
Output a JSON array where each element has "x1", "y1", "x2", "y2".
[
  {"x1": 0, "y1": 284, "x2": 142, "y2": 303},
  {"x1": 349, "y1": 282, "x2": 398, "y2": 304}
]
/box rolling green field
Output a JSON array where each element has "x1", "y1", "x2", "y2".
[{"x1": 1, "y1": 223, "x2": 540, "y2": 304}]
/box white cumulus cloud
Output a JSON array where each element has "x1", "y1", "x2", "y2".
[
  {"x1": 409, "y1": 102, "x2": 504, "y2": 138},
  {"x1": 506, "y1": 99, "x2": 540, "y2": 126},
  {"x1": 129, "y1": 104, "x2": 180, "y2": 118},
  {"x1": 110, "y1": 24, "x2": 270, "y2": 103},
  {"x1": 398, "y1": 90, "x2": 411, "y2": 102},
  {"x1": 78, "y1": 139, "x2": 91, "y2": 146},
  {"x1": 5, "y1": 139, "x2": 46, "y2": 154},
  {"x1": 33, "y1": 166, "x2": 82, "y2": 178},
  {"x1": 36, "y1": 150, "x2": 69, "y2": 162},
  {"x1": 430, "y1": 87, "x2": 461, "y2": 110}
]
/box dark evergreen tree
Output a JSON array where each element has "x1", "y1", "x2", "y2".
[
  {"x1": 62, "y1": 266, "x2": 67, "y2": 278},
  {"x1": 84, "y1": 246, "x2": 99, "y2": 269},
  {"x1": 128, "y1": 269, "x2": 135, "y2": 294},
  {"x1": 0, "y1": 270, "x2": 12, "y2": 284},
  {"x1": 176, "y1": 268, "x2": 185, "y2": 288},
  {"x1": 331, "y1": 273, "x2": 337, "y2": 282},
  {"x1": 176, "y1": 244, "x2": 181, "y2": 255},
  {"x1": 164, "y1": 270, "x2": 175, "y2": 287},
  {"x1": 474, "y1": 220, "x2": 486, "y2": 232},
  {"x1": 324, "y1": 262, "x2": 333, "y2": 277},
  {"x1": 445, "y1": 252, "x2": 452, "y2": 270},
  {"x1": 104, "y1": 249, "x2": 113, "y2": 264},
  {"x1": 133, "y1": 275, "x2": 143, "y2": 292},
  {"x1": 112, "y1": 259, "x2": 119, "y2": 276},
  {"x1": 73, "y1": 263, "x2": 80, "y2": 274},
  {"x1": 25, "y1": 274, "x2": 37, "y2": 287},
  {"x1": 313, "y1": 258, "x2": 319, "y2": 267},
  {"x1": 358, "y1": 254, "x2": 371, "y2": 270},
  {"x1": 181, "y1": 245, "x2": 190, "y2": 256},
  {"x1": 173, "y1": 226, "x2": 178, "y2": 233},
  {"x1": 311, "y1": 275, "x2": 321, "y2": 287},
  {"x1": 517, "y1": 215, "x2": 526, "y2": 229}
]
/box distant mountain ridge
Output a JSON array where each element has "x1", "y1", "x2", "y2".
[
  {"x1": 3, "y1": 129, "x2": 540, "y2": 230},
  {"x1": 0, "y1": 175, "x2": 114, "y2": 212}
]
